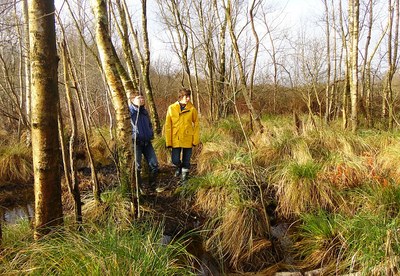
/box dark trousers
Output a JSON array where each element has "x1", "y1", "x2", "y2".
[
  {"x1": 171, "y1": 147, "x2": 192, "y2": 169},
  {"x1": 134, "y1": 140, "x2": 158, "y2": 173}
]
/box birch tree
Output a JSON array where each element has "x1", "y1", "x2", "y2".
[
  {"x1": 29, "y1": 0, "x2": 63, "y2": 239},
  {"x1": 92, "y1": 0, "x2": 133, "y2": 197},
  {"x1": 225, "y1": 0, "x2": 263, "y2": 133},
  {"x1": 214, "y1": 0, "x2": 228, "y2": 119},
  {"x1": 348, "y1": 0, "x2": 360, "y2": 132},
  {"x1": 128, "y1": 0, "x2": 161, "y2": 134},
  {"x1": 384, "y1": 0, "x2": 399, "y2": 130},
  {"x1": 323, "y1": 0, "x2": 332, "y2": 123}
]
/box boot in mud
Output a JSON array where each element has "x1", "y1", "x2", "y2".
[
  {"x1": 174, "y1": 165, "x2": 182, "y2": 177},
  {"x1": 181, "y1": 168, "x2": 189, "y2": 185},
  {"x1": 148, "y1": 170, "x2": 158, "y2": 193},
  {"x1": 134, "y1": 170, "x2": 147, "y2": 195}
]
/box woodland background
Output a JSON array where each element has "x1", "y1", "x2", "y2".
[{"x1": 1, "y1": 0, "x2": 400, "y2": 275}]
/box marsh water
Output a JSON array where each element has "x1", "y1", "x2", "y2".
[{"x1": 3, "y1": 204, "x2": 33, "y2": 224}]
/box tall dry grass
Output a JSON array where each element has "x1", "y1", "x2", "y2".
[
  {"x1": 192, "y1": 115, "x2": 400, "y2": 273},
  {"x1": 205, "y1": 201, "x2": 274, "y2": 271},
  {"x1": 0, "y1": 142, "x2": 33, "y2": 186}
]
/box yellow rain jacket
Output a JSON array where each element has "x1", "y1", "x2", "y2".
[{"x1": 165, "y1": 101, "x2": 200, "y2": 148}]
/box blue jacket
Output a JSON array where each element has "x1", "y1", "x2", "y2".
[{"x1": 129, "y1": 104, "x2": 154, "y2": 142}]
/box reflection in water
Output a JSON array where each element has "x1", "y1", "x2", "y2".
[{"x1": 3, "y1": 204, "x2": 33, "y2": 224}]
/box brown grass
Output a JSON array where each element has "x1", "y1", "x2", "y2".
[
  {"x1": 273, "y1": 161, "x2": 341, "y2": 218},
  {"x1": 377, "y1": 141, "x2": 400, "y2": 183},
  {"x1": 82, "y1": 191, "x2": 134, "y2": 228},
  {"x1": 194, "y1": 185, "x2": 231, "y2": 217},
  {"x1": 197, "y1": 142, "x2": 233, "y2": 175},
  {"x1": 0, "y1": 143, "x2": 33, "y2": 186},
  {"x1": 205, "y1": 201, "x2": 274, "y2": 271},
  {"x1": 294, "y1": 233, "x2": 347, "y2": 273}
]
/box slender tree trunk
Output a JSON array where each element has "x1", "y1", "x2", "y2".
[
  {"x1": 214, "y1": 0, "x2": 227, "y2": 119},
  {"x1": 29, "y1": 0, "x2": 63, "y2": 239},
  {"x1": 330, "y1": 0, "x2": 338, "y2": 120},
  {"x1": 15, "y1": 1, "x2": 25, "y2": 139},
  {"x1": 363, "y1": 0, "x2": 373, "y2": 127},
  {"x1": 23, "y1": 0, "x2": 31, "y2": 145},
  {"x1": 323, "y1": 0, "x2": 332, "y2": 123},
  {"x1": 69, "y1": 52, "x2": 101, "y2": 203},
  {"x1": 195, "y1": 1, "x2": 213, "y2": 119},
  {"x1": 187, "y1": 5, "x2": 202, "y2": 116},
  {"x1": 226, "y1": 0, "x2": 263, "y2": 133},
  {"x1": 349, "y1": 0, "x2": 360, "y2": 132},
  {"x1": 386, "y1": 0, "x2": 399, "y2": 130},
  {"x1": 60, "y1": 40, "x2": 83, "y2": 224},
  {"x1": 92, "y1": 0, "x2": 133, "y2": 198},
  {"x1": 340, "y1": 0, "x2": 349, "y2": 128},
  {"x1": 139, "y1": 0, "x2": 160, "y2": 135},
  {"x1": 113, "y1": 0, "x2": 139, "y2": 90},
  {"x1": 128, "y1": 0, "x2": 161, "y2": 135},
  {"x1": 170, "y1": 1, "x2": 195, "y2": 94}
]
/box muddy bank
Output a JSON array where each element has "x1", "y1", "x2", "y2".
[{"x1": 0, "y1": 183, "x2": 33, "y2": 209}]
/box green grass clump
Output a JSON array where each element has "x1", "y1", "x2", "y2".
[
  {"x1": 0, "y1": 220, "x2": 195, "y2": 275},
  {"x1": 82, "y1": 190, "x2": 134, "y2": 228},
  {"x1": 294, "y1": 182, "x2": 400, "y2": 274},
  {"x1": 340, "y1": 212, "x2": 400, "y2": 275},
  {"x1": 294, "y1": 211, "x2": 348, "y2": 274},
  {"x1": 217, "y1": 116, "x2": 248, "y2": 144},
  {"x1": 273, "y1": 160, "x2": 340, "y2": 218},
  {"x1": 288, "y1": 161, "x2": 321, "y2": 180}
]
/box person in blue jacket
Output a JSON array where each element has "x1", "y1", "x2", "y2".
[{"x1": 128, "y1": 91, "x2": 159, "y2": 192}]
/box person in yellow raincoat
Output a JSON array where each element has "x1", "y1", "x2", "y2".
[{"x1": 164, "y1": 88, "x2": 199, "y2": 184}]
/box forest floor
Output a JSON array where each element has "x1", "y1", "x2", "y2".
[
  {"x1": 137, "y1": 164, "x2": 204, "y2": 236},
  {"x1": 73, "y1": 163, "x2": 204, "y2": 237},
  {"x1": 2, "y1": 165, "x2": 294, "y2": 275}
]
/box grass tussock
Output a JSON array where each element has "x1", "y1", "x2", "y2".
[
  {"x1": 273, "y1": 160, "x2": 340, "y2": 218},
  {"x1": 293, "y1": 211, "x2": 349, "y2": 274},
  {"x1": 73, "y1": 127, "x2": 115, "y2": 169},
  {"x1": 0, "y1": 142, "x2": 33, "y2": 186},
  {"x1": 217, "y1": 116, "x2": 248, "y2": 144},
  {"x1": 0, "y1": 220, "x2": 195, "y2": 275},
  {"x1": 190, "y1": 116, "x2": 400, "y2": 273},
  {"x1": 82, "y1": 190, "x2": 134, "y2": 228},
  {"x1": 377, "y1": 140, "x2": 400, "y2": 183},
  {"x1": 294, "y1": 182, "x2": 400, "y2": 274},
  {"x1": 89, "y1": 128, "x2": 115, "y2": 167},
  {"x1": 205, "y1": 201, "x2": 273, "y2": 271},
  {"x1": 196, "y1": 140, "x2": 237, "y2": 175},
  {"x1": 318, "y1": 154, "x2": 371, "y2": 190},
  {"x1": 193, "y1": 174, "x2": 236, "y2": 217},
  {"x1": 340, "y1": 211, "x2": 400, "y2": 275}
]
